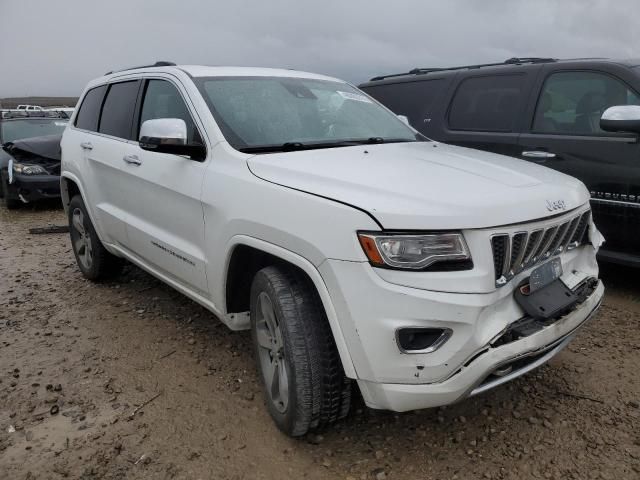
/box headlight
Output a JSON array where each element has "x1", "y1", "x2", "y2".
[
  {"x1": 12, "y1": 163, "x2": 48, "y2": 175},
  {"x1": 358, "y1": 232, "x2": 471, "y2": 270}
]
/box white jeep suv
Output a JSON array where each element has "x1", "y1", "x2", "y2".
[{"x1": 61, "y1": 62, "x2": 604, "y2": 436}]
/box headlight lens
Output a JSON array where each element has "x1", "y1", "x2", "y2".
[
  {"x1": 358, "y1": 232, "x2": 470, "y2": 270},
  {"x1": 12, "y1": 163, "x2": 48, "y2": 175}
]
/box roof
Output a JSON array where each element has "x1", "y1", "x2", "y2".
[
  {"x1": 361, "y1": 57, "x2": 640, "y2": 85},
  {"x1": 97, "y1": 61, "x2": 343, "y2": 85},
  {"x1": 179, "y1": 65, "x2": 341, "y2": 82}
]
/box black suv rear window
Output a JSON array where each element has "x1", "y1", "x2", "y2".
[
  {"x1": 448, "y1": 75, "x2": 524, "y2": 132},
  {"x1": 362, "y1": 79, "x2": 445, "y2": 129},
  {"x1": 75, "y1": 85, "x2": 107, "y2": 132},
  {"x1": 99, "y1": 81, "x2": 140, "y2": 139}
]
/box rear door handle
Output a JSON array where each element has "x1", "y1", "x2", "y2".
[
  {"x1": 522, "y1": 151, "x2": 556, "y2": 159},
  {"x1": 123, "y1": 154, "x2": 142, "y2": 166},
  {"x1": 80, "y1": 142, "x2": 93, "y2": 150}
]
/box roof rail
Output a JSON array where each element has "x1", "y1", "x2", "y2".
[
  {"x1": 369, "y1": 57, "x2": 557, "y2": 82},
  {"x1": 104, "y1": 61, "x2": 176, "y2": 76}
]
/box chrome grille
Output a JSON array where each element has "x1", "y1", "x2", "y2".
[{"x1": 492, "y1": 210, "x2": 591, "y2": 287}]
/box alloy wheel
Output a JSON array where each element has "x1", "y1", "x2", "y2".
[
  {"x1": 255, "y1": 292, "x2": 289, "y2": 413},
  {"x1": 71, "y1": 208, "x2": 93, "y2": 270}
]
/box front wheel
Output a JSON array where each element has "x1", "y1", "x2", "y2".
[
  {"x1": 250, "y1": 266, "x2": 351, "y2": 437},
  {"x1": 68, "y1": 195, "x2": 123, "y2": 281}
]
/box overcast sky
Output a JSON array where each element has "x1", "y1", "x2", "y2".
[{"x1": 0, "y1": 0, "x2": 637, "y2": 97}]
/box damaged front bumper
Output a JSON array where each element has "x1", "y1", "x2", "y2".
[
  {"x1": 357, "y1": 280, "x2": 603, "y2": 411},
  {"x1": 6, "y1": 172, "x2": 61, "y2": 203}
]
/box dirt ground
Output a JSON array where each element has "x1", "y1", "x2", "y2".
[{"x1": 1, "y1": 203, "x2": 639, "y2": 480}]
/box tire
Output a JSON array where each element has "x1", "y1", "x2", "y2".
[
  {"x1": 68, "y1": 195, "x2": 123, "y2": 281},
  {"x1": 1, "y1": 175, "x2": 21, "y2": 210},
  {"x1": 250, "y1": 265, "x2": 351, "y2": 437}
]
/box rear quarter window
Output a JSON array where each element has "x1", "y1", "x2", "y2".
[
  {"x1": 448, "y1": 74, "x2": 525, "y2": 132},
  {"x1": 362, "y1": 79, "x2": 445, "y2": 130},
  {"x1": 75, "y1": 85, "x2": 107, "y2": 132}
]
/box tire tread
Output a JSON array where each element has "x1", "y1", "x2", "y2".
[{"x1": 251, "y1": 265, "x2": 350, "y2": 436}]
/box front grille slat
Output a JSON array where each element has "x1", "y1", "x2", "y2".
[
  {"x1": 534, "y1": 226, "x2": 558, "y2": 262},
  {"x1": 547, "y1": 221, "x2": 572, "y2": 257},
  {"x1": 567, "y1": 211, "x2": 591, "y2": 250},
  {"x1": 491, "y1": 235, "x2": 510, "y2": 285},
  {"x1": 510, "y1": 232, "x2": 528, "y2": 273},
  {"x1": 501, "y1": 235, "x2": 512, "y2": 277},
  {"x1": 522, "y1": 229, "x2": 544, "y2": 265},
  {"x1": 560, "y1": 216, "x2": 581, "y2": 252},
  {"x1": 491, "y1": 209, "x2": 591, "y2": 287}
]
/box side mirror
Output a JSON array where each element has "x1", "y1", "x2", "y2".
[
  {"x1": 600, "y1": 105, "x2": 640, "y2": 134},
  {"x1": 397, "y1": 114, "x2": 410, "y2": 126},
  {"x1": 139, "y1": 118, "x2": 206, "y2": 160}
]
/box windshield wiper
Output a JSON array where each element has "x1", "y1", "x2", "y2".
[
  {"x1": 239, "y1": 141, "x2": 360, "y2": 153},
  {"x1": 238, "y1": 142, "x2": 308, "y2": 153},
  {"x1": 238, "y1": 137, "x2": 418, "y2": 154}
]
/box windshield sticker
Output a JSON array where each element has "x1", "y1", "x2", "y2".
[
  {"x1": 337, "y1": 91, "x2": 372, "y2": 103},
  {"x1": 54, "y1": 122, "x2": 68, "y2": 126}
]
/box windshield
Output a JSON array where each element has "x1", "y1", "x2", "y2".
[
  {"x1": 195, "y1": 76, "x2": 423, "y2": 152},
  {"x1": 1, "y1": 118, "x2": 68, "y2": 143}
]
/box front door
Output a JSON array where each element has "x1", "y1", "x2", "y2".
[
  {"x1": 118, "y1": 78, "x2": 210, "y2": 294},
  {"x1": 519, "y1": 68, "x2": 640, "y2": 259}
]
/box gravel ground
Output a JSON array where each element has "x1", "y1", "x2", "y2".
[{"x1": 1, "y1": 203, "x2": 639, "y2": 480}]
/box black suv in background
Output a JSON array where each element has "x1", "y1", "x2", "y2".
[{"x1": 360, "y1": 57, "x2": 640, "y2": 267}]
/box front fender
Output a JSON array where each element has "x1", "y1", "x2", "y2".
[{"x1": 222, "y1": 235, "x2": 358, "y2": 379}]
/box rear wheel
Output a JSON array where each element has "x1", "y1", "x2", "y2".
[
  {"x1": 68, "y1": 195, "x2": 123, "y2": 280},
  {"x1": 250, "y1": 265, "x2": 351, "y2": 436}
]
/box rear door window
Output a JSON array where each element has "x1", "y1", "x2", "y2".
[
  {"x1": 532, "y1": 71, "x2": 640, "y2": 135},
  {"x1": 448, "y1": 75, "x2": 525, "y2": 132},
  {"x1": 75, "y1": 85, "x2": 107, "y2": 132},
  {"x1": 362, "y1": 79, "x2": 445, "y2": 128},
  {"x1": 98, "y1": 81, "x2": 141, "y2": 139}
]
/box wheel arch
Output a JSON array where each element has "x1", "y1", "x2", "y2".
[
  {"x1": 60, "y1": 173, "x2": 84, "y2": 214},
  {"x1": 60, "y1": 173, "x2": 113, "y2": 252},
  {"x1": 223, "y1": 235, "x2": 358, "y2": 379}
]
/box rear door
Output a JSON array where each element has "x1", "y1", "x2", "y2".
[
  {"x1": 438, "y1": 68, "x2": 541, "y2": 157},
  {"x1": 67, "y1": 82, "x2": 140, "y2": 246},
  {"x1": 93, "y1": 80, "x2": 141, "y2": 245},
  {"x1": 118, "y1": 77, "x2": 209, "y2": 294},
  {"x1": 518, "y1": 66, "x2": 640, "y2": 258}
]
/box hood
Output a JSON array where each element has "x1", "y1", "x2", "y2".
[
  {"x1": 3, "y1": 134, "x2": 62, "y2": 162},
  {"x1": 247, "y1": 141, "x2": 590, "y2": 230}
]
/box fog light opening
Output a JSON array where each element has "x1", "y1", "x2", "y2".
[{"x1": 396, "y1": 327, "x2": 452, "y2": 354}]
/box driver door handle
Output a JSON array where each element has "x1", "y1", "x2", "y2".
[
  {"x1": 522, "y1": 151, "x2": 556, "y2": 159},
  {"x1": 80, "y1": 142, "x2": 93, "y2": 150},
  {"x1": 123, "y1": 154, "x2": 142, "y2": 166}
]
